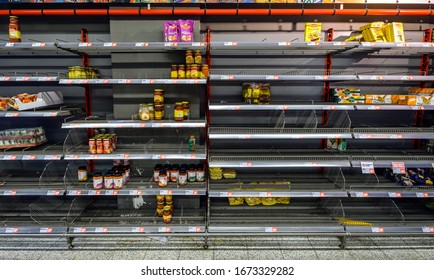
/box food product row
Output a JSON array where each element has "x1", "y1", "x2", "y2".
[
  {"x1": 0, "y1": 127, "x2": 47, "y2": 149},
  {"x1": 88, "y1": 134, "x2": 118, "y2": 155},
  {"x1": 156, "y1": 194, "x2": 174, "y2": 224},
  {"x1": 68, "y1": 67, "x2": 100, "y2": 79},
  {"x1": 242, "y1": 83, "x2": 271, "y2": 104},
  {"x1": 332, "y1": 88, "x2": 434, "y2": 105},
  {"x1": 137, "y1": 89, "x2": 191, "y2": 121},
  {"x1": 385, "y1": 168, "x2": 434, "y2": 187},
  {"x1": 344, "y1": 21, "x2": 405, "y2": 43},
  {"x1": 0, "y1": 92, "x2": 63, "y2": 111},
  {"x1": 229, "y1": 197, "x2": 291, "y2": 206}
]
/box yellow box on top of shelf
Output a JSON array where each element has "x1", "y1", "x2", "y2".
[
  {"x1": 362, "y1": 28, "x2": 387, "y2": 42},
  {"x1": 382, "y1": 22, "x2": 405, "y2": 42},
  {"x1": 305, "y1": 22, "x2": 322, "y2": 42},
  {"x1": 360, "y1": 21, "x2": 384, "y2": 31}
]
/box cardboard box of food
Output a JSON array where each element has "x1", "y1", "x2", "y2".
[
  {"x1": 408, "y1": 88, "x2": 434, "y2": 95},
  {"x1": 327, "y1": 138, "x2": 347, "y2": 151},
  {"x1": 331, "y1": 88, "x2": 364, "y2": 103},
  {"x1": 8, "y1": 91, "x2": 63, "y2": 111},
  {"x1": 416, "y1": 95, "x2": 434, "y2": 105},
  {"x1": 392, "y1": 95, "x2": 408, "y2": 105},
  {"x1": 365, "y1": 95, "x2": 392, "y2": 104},
  {"x1": 360, "y1": 21, "x2": 384, "y2": 31},
  {"x1": 382, "y1": 22, "x2": 405, "y2": 43},
  {"x1": 305, "y1": 22, "x2": 322, "y2": 42}
]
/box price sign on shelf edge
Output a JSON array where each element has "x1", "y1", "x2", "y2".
[
  {"x1": 361, "y1": 161, "x2": 375, "y2": 174},
  {"x1": 392, "y1": 161, "x2": 406, "y2": 174}
]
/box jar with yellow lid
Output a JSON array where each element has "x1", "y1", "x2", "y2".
[
  {"x1": 154, "y1": 89, "x2": 164, "y2": 105},
  {"x1": 170, "y1": 65, "x2": 178, "y2": 79},
  {"x1": 162, "y1": 205, "x2": 173, "y2": 224},
  {"x1": 139, "y1": 103, "x2": 150, "y2": 121},
  {"x1": 185, "y1": 50, "x2": 194, "y2": 65},
  {"x1": 178, "y1": 65, "x2": 186, "y2": 79},
  {"x1": 194, "y1": 50, "x2": 202, "y2": 64},
  {"x1": 155, "y1": 105, "x2": 164, "y2": 120},
  {"x1": 186, "y1": 65, "x2": 191, "y2": 79},
  {"x1": 201, "y1": 64, "x2": 209, "y2": 78},
  {"x1": 182, "y1": 101, "x2": 189, "y2": 120},
  {"x1": 190, "y1": 64, "x2": 198, "y2": 79}
]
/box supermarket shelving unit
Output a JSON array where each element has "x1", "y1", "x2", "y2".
[{"x1": 1, "y1": 1, "x2": 434, "y2": 248}]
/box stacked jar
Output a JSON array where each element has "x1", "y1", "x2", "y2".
[
  {"x1": 154, "y1": 89, "x2": 164, "y2": 120},
  {"x1": 171, "y1": 50, "x2": 209, "y2": 79},
  {"x1": 88, "y1": 134, "x2": 117, "y2": 154},
  {"x1": 91, "y1": 160, "x2": 130, "y2": 190}
]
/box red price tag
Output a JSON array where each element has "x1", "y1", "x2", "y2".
[{"x1": 392, "y1": 162, "x2": 406, "y2": 174}]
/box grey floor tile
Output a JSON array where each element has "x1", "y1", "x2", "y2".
[
  {"x1": 145, "y1": 249, "x2": 181, "y2": 260},
  {"x1": 247, "y1": 249, "x2": 284, "y2": 260},
  {"x1": 281, "y1": 250, "x2": 318, "y2": 260},
  {"x1": 347, "y1": 250, "x2": 389, "y2": 260},
  {"x1": 0, "y1": 250, "x2": 36, "y2": 260},
  {"x1": 415, "y1": 250, "x2": 434, "y2": 260},
  {"x1": 315, "y1": 250, "x2": 351, "y2": 260},
  {"x1": 179, "y1": 250, "x2": 213, "y2": 260},
  {"x1": 214, "y1": 250, "x2": 249, "y2": 260}
]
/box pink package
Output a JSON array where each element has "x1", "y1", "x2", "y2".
[
  {"x1": 163, "y1": 21, "x2": 179, "y2": 42},
  {"x1": 178, "y1": 19, "x2": 194, "y2": 42}
]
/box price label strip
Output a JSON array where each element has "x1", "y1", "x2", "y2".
[
  {"x1": 392, "y1": 162, "x2": 406, "y2": 174},
  {"x1": 361, "y1": 161, "x2": 375, "y2": 174}
]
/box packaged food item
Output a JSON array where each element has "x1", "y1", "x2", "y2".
[
  {"x1": 327, "y1": 138, "x2": 346, "y2": 151},
  {"x1": 182, "y1": 101, "x2": 189, "y2": 120},
  {"x1": 201, "y1": 64, "x2": 209, "y2": 78},
  {"x1": 170, "y1": 164, "x2": 180, "y2": 183},
  {"x1": 408, "y1": 88, "x2": 434, "y2": 95},
  {"x1": 392, "y1": 95, "x2": 408, "y2": 105},
  {"x1": 365, "y1": 95, "x2": 392, "y2": 104},
  {"x1": 174, "y1": 102, "x2": 184, "y2": 121},
  {"x1": 156, "y1": 203, "x2": 165, "y2": 217},
  {"x1": 163, "y1": 206, "x2": 173, "y2": 224},
  {"x1": 382, "y1": 22, "x2": 405, "y2": 43},
  {"x1": 0, "y1": 97, "x2": 9, "y2": 111},
  {"x1": 416, "y1": 95, "x2": 434, "y2": 105},
  {"x1": 344, "y1": 33, "x2": 363, "y2": 42},
  {"x1": 178, "y1": 168, "x2": 188, "y2": 186},
  {"x1": 139, "y1": 103, "x2": 150, "y2": 120},
  {"x1": 178, "y1": 19, "x2": 194, "y2": 42},
  {"x1": 331, "y1": 88, "x2": 364, "y2": 104},
  {"x1": 228, "y1": 197, "x2": 244, "y2": 206},
  {"x1": 188, "y1": 164, "x2": 196, "y2": 182},
  {"x1": 156, "y1": 195, "x2": 165, "y2": 203},
  {"x1": 190, "y1": 64, "x2": 198, "y2": 79},
  {"x1": 360, "y1": 21, "x2": 387, "y2": 42},
  {"x1": 360, "y1": 21, "x2": 384, "y2": 31},
  {"x1": 276, "y1": 197, "x2": 290, "y2": 205},
  {"x1": 163, "y1": 21, "x2": 179, "y2": 42},
  {"x1": 104, "y1": 173, "x2": 113, "y2": 189},
  {"x1": 170, "y1": 65, "x2": 178, "y2": 79},
  {"x1": 305, "y1": 22, "x2": 322, "y2": 42},
  {"x1": 154, "y1": 89, "x2": 164, "y2": 105},
  {"x1": 196, "y1": 164, "x2": 205, "y2": 182},
  {"x1": 9, "y1": 16, "x2": 21, "y2": 43},
  {"x1": 186, "y1": 65, "x2": 191, "y2": 79},
  {"x1": 159, "y1": 170, "x2": 168, "y2": 187},
  {"x1": 209, "y1": 167, "x2": 223, "y2": 180},
  {"x1": 0, "y1": 127, "x2": 47, "y2": 149},
  {"x1": 223, "y1": 169, "x2": 237, "y2": 179},
  {"x1": 188, "y1": 135, "x2": 196, "y2": 151},
  {"x1": 178, "y1": 65, "x2": 186, "y2": 79},
  {"x1": 262, "y1": 197, "x2": 277, "y2": 206},
  {"x1": 406, "y1": 95, "x2": 417, "y2": 105},
  {"x1": 244, "y1": 197, "x2": 261, "y2": 206},
  {"x1": 165, "y1": 195, "x2": 173, "y2": 204},
  {"x1": 114, "y1": 173, "x2": 123, "y2": 189},
  {"x1": 185, "y1": 50, "x2": 194, "y2": 65},
  {"x1": 93, "y1": 173, "x2": 103, "y2": 190},
  {"x1": 259, "y1": 83, "x2": 271, "y2": 104},
  {"x1": 78, "y1": 166, "x2": 88, "y2": 182},
  {"x1": 194, "y1": 50, "x2": 202, "y2": 64}
]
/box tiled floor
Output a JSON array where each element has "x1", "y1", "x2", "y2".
[{"x1": 1, "y1": 236, "x2": 434, "y2": 260}]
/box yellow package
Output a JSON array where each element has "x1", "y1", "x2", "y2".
[
  {"x1": 276, "y1": 197, "x2": 290, "y2": 205},
  {"x1": 305, "y1": 22, "x2": 322, "y2": 42},
  {"x1": 416, "y1": 95, "x2": 434, "y2": 105},
  {"x1": 391, "y1": 95, "x2": 408, "y2": 105},
  {"x1": 262, "y1": 197, "x2": 277, "y2": 206},
  {"x1": 382, "y1": 22, "x2": 405, "y2": 43},
  {"x1": 344, "y1": 33, "x2": 363, "y2": 42},
  {"x1": 244, "y1": 197, "x2": 262, "y2": 206},
  {"x1": 362, "y1": 28, "x2": 386, "y2": 42},
  {"x1": 408, "y1": 88, "x2": 434, "y2": 95},
  {"x1": 228, "y1": 197, "x2": 244, "y2": 206},
  {"x1": 360, "y1": 21, "x2": 384, "y2": 31},
  {"x1": 365, "y1": 95, "x2": 392, "y2": 104},
  {"x1": 406, "y1": 96, "x2": 417, "y2": 105}
]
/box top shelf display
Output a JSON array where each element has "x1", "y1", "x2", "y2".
[{"x1": 1, "y1": 42, "x2": 434, "y2": 56}]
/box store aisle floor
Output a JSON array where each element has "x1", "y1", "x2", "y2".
[{"x1": 0, "y1": 237, "x2": 434, "y2": 260}]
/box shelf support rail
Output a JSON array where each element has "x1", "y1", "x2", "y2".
[{"x1": 390, "y1": 200, "x2": 406, "y2": 224}]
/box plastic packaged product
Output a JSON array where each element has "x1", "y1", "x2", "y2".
[
  {"x1": 93, "y1": 173, "x2": 103, "y2": 190},
  {"x1": 262, "y1": 197, "x2": 277, "y2": 206},
  {"x1": 178, "y1": 19, "x2": 194, "y2": 42},
  {"x1": 163, "y1": 21, "x2": 179, "y2": 42},
  {"x1": 228, "y1": 197, "x2": 244, "y2": 206},
  {"x1": 244, "y1": 197, "x2": 261, "y2": 206},
  {"x1": 139, "y1": 103, "x2": 150, "y2": 120},
  {"x1": 276, "y1": 197, "x2": 290, "y2": 205},
  {"x1": 78, "y1": 166, "x2": 88, "y2": 182},
  {"x1": 0, "y1": 97, "x2": 10, "y2": 111}
]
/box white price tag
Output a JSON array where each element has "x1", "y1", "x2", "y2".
[
  {"x1": 185, "y1": 190, "x2": 199, "y2": 195},
  {"x1": 312, "y1": 192, "x2": 325, "y2": 197},
  {"x1": 278, "y1": 42, "x2": 289, "y2": 46},
  {"x1": 416, "y1": 192, "x2": 429, "y2": 198},
  {"x1": 400, "y1": 76, "x2": 413, "y2": 80},
  {"x1": 315, "y1": 76, "x2": 327, "y2": 80},
  {"x1": 135, "y1": 42, "x2": 148, "y2": 47},
  {"x1": 5, "y1": 112, "x2": 18, "y2": 117},
  {"x1": 224, "y1": 42, "x2": 237, "y2": 46},
  {"x1": 265, "y1": 227, "x2": 277, "y2": 233},
  {"x1": 103, "y1": 42, "x2": 117, "y2": 47},
  {"x1": 4, "y1": 155, "x2": 17, "y2": 160},
  {"x1": 355, "y1": 192, "x2": 369, "y2": 198},
  {"x1": 88, "y1": 190, "x2": 97, "y2": 196},
  {"x1": 239, "y1": 162, "x2": 253, "y2": 167},
  {"x1": 32, "y1": 43, "x2": 45, "y2": 47},
  {"x1": 79, "y1": 43, "x2": 91, "y2": 47},
  {"x1": 73, "y1": 227, "x2": 86, "y2": 233},
  {"x1": 47, "y1": 190, "x2": 61, "y2": 196},
  {"x1": 129, "y1": 190, "x2": 139, "y2": 195},
  {"x1": 265, "y1": 75, "x2": 279, "y2": 80},
  {"x1": 37, "y1": 77, "x2": 48, "y2": 82},
  {"x1": 220, "y1": 75, "x2": 233, "y2": 80},
  {"x1": 367, "y1": 106, "x2": 381, "y2": 110},
  {"x1": 388, "y1": 192, "x2": 402, "y2": 198},
  {"x1": 118, "y1": 79, "x2": 127, "y2": 84},
  {"x1": 132, "y1": 227, "x2": 145, "y2": 233},
  {"x1": 5, "y1": 228, "x2": 18, "y2": 234},
  {"x1": 158, "y1": 227, "x2": 170, "y2": 233},
  {"x1": 160, "y1": 190, "x2": 173, "y2": 195},
  {"x1": 104, "y1": 190, "x2": 114, "y2": 195},
  {"x1": 5, "y1": 43, "x2": 14, "y2": 47},
  {"x1": 220, "y1": 192, "x2": 232, "y2": 197},
  {"x1": 369, "y1": 76, "x2": 383, "y2": 80},
  {"x1": 259, "y1": 192, "x2": 272, "y2": 197},
  {"x1": 164, "y1": 42, "x2": 177, "y2": 47},
  {"x1": 392, "y1": 162, "x2": 406, "y2": 174},
  {"x1": 43, "y1": 112, "x2": 58, "y2": 117},
  {"x1": 307, "y1": 42, "x2": 317, "y2": 46},
  {"x1": 361, "y1": 161, "x2": 375, "y2": 174},
  {"x1": 188, "y1": 226, "x2": 201, "y2": 232},
  {"x1": 22, "y1": 155, "x2": 36, "y2": 160},
  {"x1": 94, "y1": 227, "x2": 108, "y2": 233},
  {"x1": 371, "y1": 227, "x2": 384, "y2": 233},
  {"x1": 39, "y1": 227, "x2": 52, "y2": 234},
  {"x1": 4, "y1": 190, "x2": 17, "y2": 196},
  {"x1": 422, "y1": 227, "x2": 434, "y2": 233},
  {"x1": 322, "y1": 105, "x2": 337, "y2": 110},
  {"x1": 192, "y1": 42, "x2": 202, "y2": 47}
]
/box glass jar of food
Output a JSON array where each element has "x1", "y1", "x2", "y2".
[
  {"x1": 188, "y1": 164, "x2": 197, "y2": 182},
  {"x1": 170, "y1": 164, "x2": 180, "y2": 182},
  {"x1": 156, "y1": 195, "x2": 165, "y2": 203},
  {"x1": 166, "y1": 201, "x2": 174, "y2": 213},
  {"x1": 147, "y1": 103, "x2": 155, "y2": 120},
  {"x1": 194, "y1": 50, "x2": 202, "y2": 64},
  {"x1": 178, "y1": 168, "x2": 188, "y2": 186},
  {"x1": 154, "y1": 105, "x2": 164, "y2": 120},
  {"x1": 196, "y1": 164, "x2": 205, "y2": 182},
  {"x1": 139, "y1": 103, "x2": 150, "y2": 120},
  {"x1": 78, "y1": 166, "x2": 88, "y2": 182},
  {"x1": 154, "y1": 89, "x2": 164, "y2": 105},
  {"x1": 93, "y1": 172, "x2": 103, "y2": 190},
  {"x1": 9, "y1": 16, "x2": 21, "y2": 43},
  {"x1": 170, "y1": 64, "x2": 178, "y2": 79},
  {"x1": 259, "y1": 83, "x2": 271, "y2": 104},
  {"x1": 104, "y1": 173, "x2": 113, "y2": 189},
  {"x1": 182, "y1": 101, "x2": 189, "y2": 120},
  {"x1": 190, "y1": 64, "x2": 198, "y2": 79},
  {"x1": 185, "y1": 65, "x2": 191, "y2": 79},
  {"x1": 165, "y1": 195, "x2": 173, "y2": 204},
  {"x1": 153, "y1": 164, "x2": 162, "y2": 182},
  {"x1": 96, "y1": 138, "x2": 104, "y2": 154},
  {"x1": 114, "y1": 172, "x2": 123, "y2": 189},
  {"x1": 188, "y1": 135, "x2": 196, "y2": 152},
  {"x1": 103, "y1": 138, "x2": 112, "y2": 154},
  {"x1": 156, "y1": 203, "x2": 165, "y2": 217},
  {"x1": 88, "y1": 138, "x2": 96, "y2": 154},
  {"x1": 174, "y1": 102, "x2": 184, "y2": 121},
  {"x1": 163, "y1": 206, "x2": 172, "y2": 224},
  {"x1": 178, "y1": 65, "x2": 186, "y2": 79},
  {"x1": 159, "y1": 170, "x2": 168, "y2": 187},
  {"x1": 185, "y1": 50, "x2": 194, "y2": 65},
  {"x1": 201, "y1": 64, "x2": 209, "y2": 78}
]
